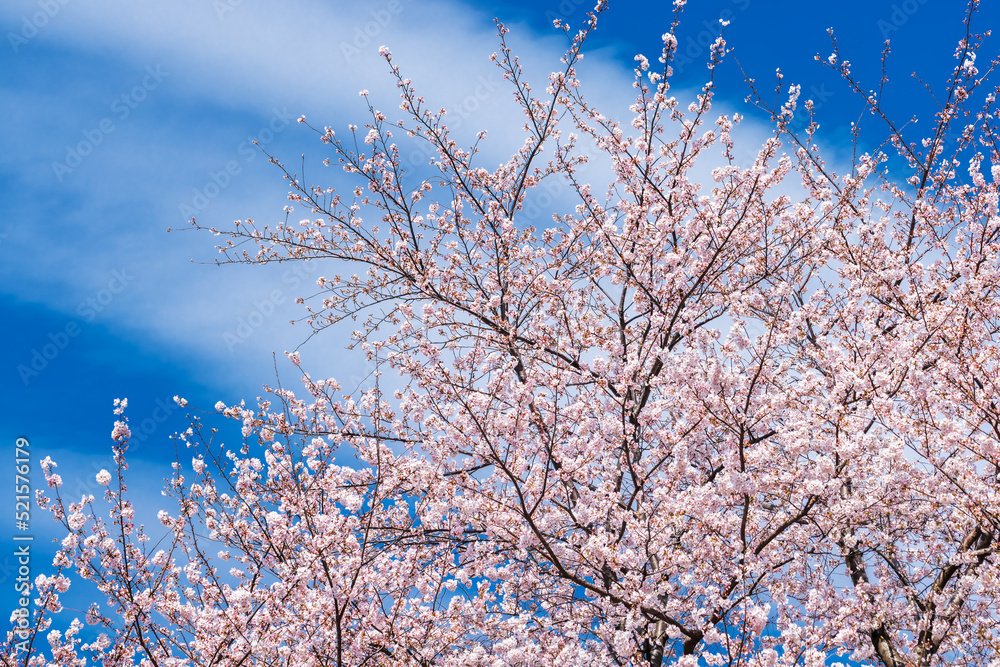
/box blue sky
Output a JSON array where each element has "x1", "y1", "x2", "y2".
[{"x1": 0, "y1": 0, "x2": 996, "y2": 626}]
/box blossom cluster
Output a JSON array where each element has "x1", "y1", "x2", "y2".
[{"x1": 10, "y1": 4, "x2": 1000, "y2": 666}]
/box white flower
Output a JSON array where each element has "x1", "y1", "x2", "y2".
[
  {"x1": 111, "y1": 420, "x2": 130, "y2": 442},
  {"x1": 215, "y1": 401, "x2": 226, "y2": 412},
  {"x1": 378, "y1": 45, "x2": 390, "y2": 56},
  {"x1": 85, "y1": 605, "x2": 101, "y2": 625},
  {"x1": 358, "y1": 89, "x2": 370, "y2": 97},
  {"x1": 96, "y1": 469, "x2": 112, "y2": 486}
]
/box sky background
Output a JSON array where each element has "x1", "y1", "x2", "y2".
[{"x1": 1, "y1": 0, "x2": 997, "y2": 631}]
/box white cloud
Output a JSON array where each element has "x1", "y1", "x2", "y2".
[{"x1": 2, "y1": 0, "x2": 793, "y2": 395}]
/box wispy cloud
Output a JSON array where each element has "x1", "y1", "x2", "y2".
[{"x1": 1, "y1": 0, "x2": 789, "y2": 395}]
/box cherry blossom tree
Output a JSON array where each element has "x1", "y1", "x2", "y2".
[{"x1": 9, "y1": 1, "x2": 1000, "y2": 666}]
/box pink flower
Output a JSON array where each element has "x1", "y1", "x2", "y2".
[
  {"x1": 21, "y1": 10, "x2": 1000, "y2": 666},
  {"x1": 111, "y1": 420, "x2": 130, "y2": 442}
]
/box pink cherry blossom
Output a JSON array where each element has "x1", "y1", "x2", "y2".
[{"x1": 10, "y1": 5, "x2": 1000, "y2": 667}]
